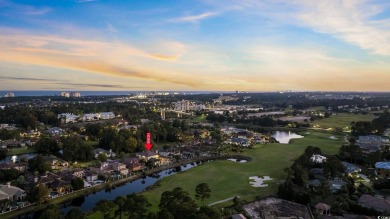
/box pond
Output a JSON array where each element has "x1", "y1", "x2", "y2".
[
  {"x1": 0, "y1": 153, "x2": 37, "y2": 163},
  {"x1": 227, "y1": 158, "x2": 247, "y2": 163},
  {"x1": 271, "y1": 131, "x2": 304, "y2": 144}
]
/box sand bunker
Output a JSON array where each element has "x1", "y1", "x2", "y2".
[
  {"x1": 227, "y1": 158, "x2": 248, "y2": 163},
  {"x1": 249, "y1": 176, "x2": 273, "y2": 187}
]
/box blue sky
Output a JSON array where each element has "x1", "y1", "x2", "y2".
[{"x1": 0, "y1": 0, "x2": 389, "y2": 91}]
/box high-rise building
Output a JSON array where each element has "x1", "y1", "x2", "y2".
[
  {"x1": 5, "y1": 92, "x2": 14, "y2": 97},
  {"x1": 70, "y1": 92, "x2": 81, "y2": 97}
]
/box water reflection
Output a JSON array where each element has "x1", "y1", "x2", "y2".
[{"x1": 271, "y1": 131, "x2": 304, "y2": 144}]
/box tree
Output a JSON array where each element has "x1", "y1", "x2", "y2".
[
  {"x1": 124, "y1": 193, "x2": 151, "y2": 218},
  {"x1": 124, "y1": 137, "x2": 137, "y2": 153},
  {"x1": 195, "y1": 183, "x2": 211, "y2": 205},
  {"x1": 114, "y1": 196, "x2": 126, "y2": 219},
  {"x1": 98, "y1": 153, "x2": 107, "y2": 162},
  {"x1": 0, "y1": 149, "x2": 7, "y2": 160},
  {"x1": 29, "y1": 184, "x2": 50, "y2": 204},
  {"x1": 39, "y1": 204, "x2": 63, "y2": 219},
  {"x1": 34, "y1": 137, "x2": 60, "y2": 154},
  {"x1": 65, "y1": 207, "x2": 85, "y2": 219},
  {"x1": 28, "y1": 155, "x2": 52, "y2": 174},
  {"x1": 93, "y1": 199, "x2": 115, "y2": 219},
  {"x1": 323, "y1": 156, "x2": 345, "y2": 179},
  {"x1": 159, "y1": 187, "x2": 198, "y2": 219},
  {"x1": 71, "y1": 177, "x2": 84, "y2": 191}
]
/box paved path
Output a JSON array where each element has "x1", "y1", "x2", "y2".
[{"x1": 208, "y1": 196, "x2": 239, "y2": 206}]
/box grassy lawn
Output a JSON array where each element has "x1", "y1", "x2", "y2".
[
  {"x1": 142, "y1": 130, "x2": 346, "y2": 212},
  {"x1": 188, "y1": 114, "x2": 206, "y2": 123},
  {"x1": 6, "y1": 147, "x2": 36, "y2": 155},
  {"x1": 83, "y1": 140, "x2": 99, "y2": 147},
  {"x1": 310, "y1": 113, "x2": 377, "y2": 129}
]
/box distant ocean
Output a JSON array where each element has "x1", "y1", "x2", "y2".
[{"x1": 0, "y1": 90, "x2": 217, "y2": 97}]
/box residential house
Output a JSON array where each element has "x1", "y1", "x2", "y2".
[
  {"x1": 358, "y1": 194, "x2": 390, "y2": 213},
  {"x1": 357, "y1": 135, "x2": 388, "y2": 153},
  {"x1": 342, "y1": 161, "x2": 362, "y2": 175},
  {"x1": 109, "y1": 162, "x2": 129, "y2": 176},
  {"x1": 94, "y1": 148, "x2": 116, "y2": 159},
  {"x1": 57, "y1": 113, "x2": 79, "y2": 123},
  {"x1": 314, "y1": 203, "x2": 331, "y2": 216},
  {"x1": 20, "y1": 130, "x2": 41, "y2": 138},
  {"x1": 45, "y1": 127, "x2": 65, "y2": 136},
  {"x1": 329, "y1": 178, "x2": 346, "y2": 193},
  {"x1": 82, "y1": 113, "x2": 100, "y2": 121},
  {"x1": 122, "y1": 158, "x2": 143, "y2": 171},
  {"x1": 375, "y1": 162, "x2": 390, "y2": 178},
  {"x1": 0, "y1": 183, "x2": 26, "y2": 201},
  {"x1": 0, "y1": 140, "x2": 21, "y2": 149},
  {"x1": 85, "y1": 170, "x2": 98, "y2": 182},
  {"x1": 42, "y1": 156, "x2": 69, "y2": 170},
  {"x1": 0, "y1": 163, "x2": 27, "y2": 172},
  {"x1": 100, "y1": 112, "x2": 115, "y2": 120},
  {"x1": 136, "y1": 151, "x2": 159, "y2": 161}
]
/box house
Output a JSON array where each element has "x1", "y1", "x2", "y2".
[
  {"x1": 123, "y1": 158, "x2": 143, "y2": 171},
  {"x1": 113, "y1": 119, "x2": 128, "y2": 126},
  {"x1": 20, "y1": 130, "x2": 41, "y2": 138},
  {"x1": 100, "y1": 112, "x2": 115, "y2": 120},
  {"x1": 57, "y1": 113, "x2": 79, "y2": 123},
  {"x1": 0, "y1": 140, "x2": 21, "y2": 149},
  {"x1": 45, "y1": 127, "x2": 65, "y2": 136},
  {"x1": 94, "y1": 148, "x2": 116, "y2": 158},
  {"x1": 230, "y1": 214, "x2": 247, "y2": 219},
  {"x1": 357, "y1": 135, "x2": 387, "y2": 153},
  {"x1": 109, "y1": 162, "x2": 129, "y2": 176},
  {"x1": 0, "y1": 163, "x2": 27, "y2": 172},
  {"x1": 71, "y1": 168, "x2": 85, "y2": 178},
  {"x1": 315, "y1": 203, "x2": 331, "y2": 215},
  {"x1": 342, "y1": 161, "x2": 361, "y2": 175},
  {"x1": 311, "y1": 154, "x2": 327, "y2": 163},
  {"x1": 375, "y1": 162, "x2": 390, "y2": 178},
  {"x1": 85, "y1": 170, "x2": 98, "y2": 182},
  {"x1": 136, "y1": 151, "x2": 159, "y2": 161},
  {"x1": 50, "y1": 179, "x2": 71, "y2": 194},
  {"x1": 82, "y1": 113, "x2": 100, "y2": 121},
  {"x1": 42, "y1": 156, "x2": 69, "y2": 170},
  {"x1": 0, "y1": 183, "x2": 26, "y2": 201},
  {"x1": 329, "y1": 178, "x2": 346, "y2": 193},
  {"x1": 358, "y1": 194, "x2": 390, "y2": 213},
  {"x1": 242, "y1": 197, "x2": 312, "y2": 219}
]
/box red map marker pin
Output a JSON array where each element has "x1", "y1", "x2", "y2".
[{"x1": 145, "y1": 132, "x2": 152, "y2": 151}]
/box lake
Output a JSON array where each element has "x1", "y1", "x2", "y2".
[{"x1": 272, "y1": 131, "x2": 304, "y2": 144}]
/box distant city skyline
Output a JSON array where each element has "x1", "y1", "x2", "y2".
[{"x1": 0, "y1": 0, "x2": 389, "y2": 91}]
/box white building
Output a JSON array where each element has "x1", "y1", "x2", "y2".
[
  {"x1": 58, "y1": 113, "x2": 79, "y2": 123},
  {"x1": 5, "y1": 92, "x2": 14, "y2": 97},
  {"x1": 100, "y1": 112, "x2": 115, "y2": 120},
  {"x1": 174, "y1": 100, "x2": 191, "y2": 111},
  {"x1": 70, "y1": 92, "x2": 81, "y2": 97},
  {"x1": 60, "y1": 92, "x2": 70, "y2": 97},
  {"x1": 82, "y1": 113, "x2": 100, "y2": 121}
]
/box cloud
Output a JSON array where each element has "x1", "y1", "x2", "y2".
[
  {"x1": 0, "y1": 1, "x2": 51, "y2": 16},
  {"x1": 0, "y1": 76, "x2": 138, "y2": 89},
  {"x1": 170, "y1": 12, "x2": 218, "y2": 22}
]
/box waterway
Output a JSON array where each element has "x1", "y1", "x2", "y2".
[
  {"x1": 271, "y1": 131, "x2": 304, "y2": 144},
  {"x1": 60, "y1": 162, "x2": 200, "y2": 213}
]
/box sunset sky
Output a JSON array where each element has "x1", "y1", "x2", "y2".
[{"x1": 0, "y1": 0, "x2": 389, "y2": 91}]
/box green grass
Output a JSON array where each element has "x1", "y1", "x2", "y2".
[
  {"x1": 310, "y1": 113, "x2": 377, "y2": 129},
  {"x1": 83, "y1": 140, "x2": 99, "y2": 147},
  {"x1": 142, "y1": 130, "x2": 346, "y2": 211},
  {"x1": 6, "y1": 147, "x2": 36, "y2": 155},
  {"x1": 189, "y1": 114, "x2": 206, "y2": 123}
]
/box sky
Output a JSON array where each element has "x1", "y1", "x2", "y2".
[{"x1": 0, "y1": 0, "x2": 389, "y2": 92}]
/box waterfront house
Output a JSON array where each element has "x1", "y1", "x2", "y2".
[
  {"x1": 0, "y1": 183, "x2": 26, "y2": 201},
  {"x1": 85, "y1": 170, "x2": 98, "y2": 181},
  {"x1": 109, "y1": 161, "x2": 129, "y2": 176},
  {"x1": 136, "y1": 151, "x2": 159, "y2": 161},
  {"x1": 0, "y1": 163, "x2": 27, "y2": 172},
  {"x1": 122, "y1": 158, "x2": 143, "y2": 171}
]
